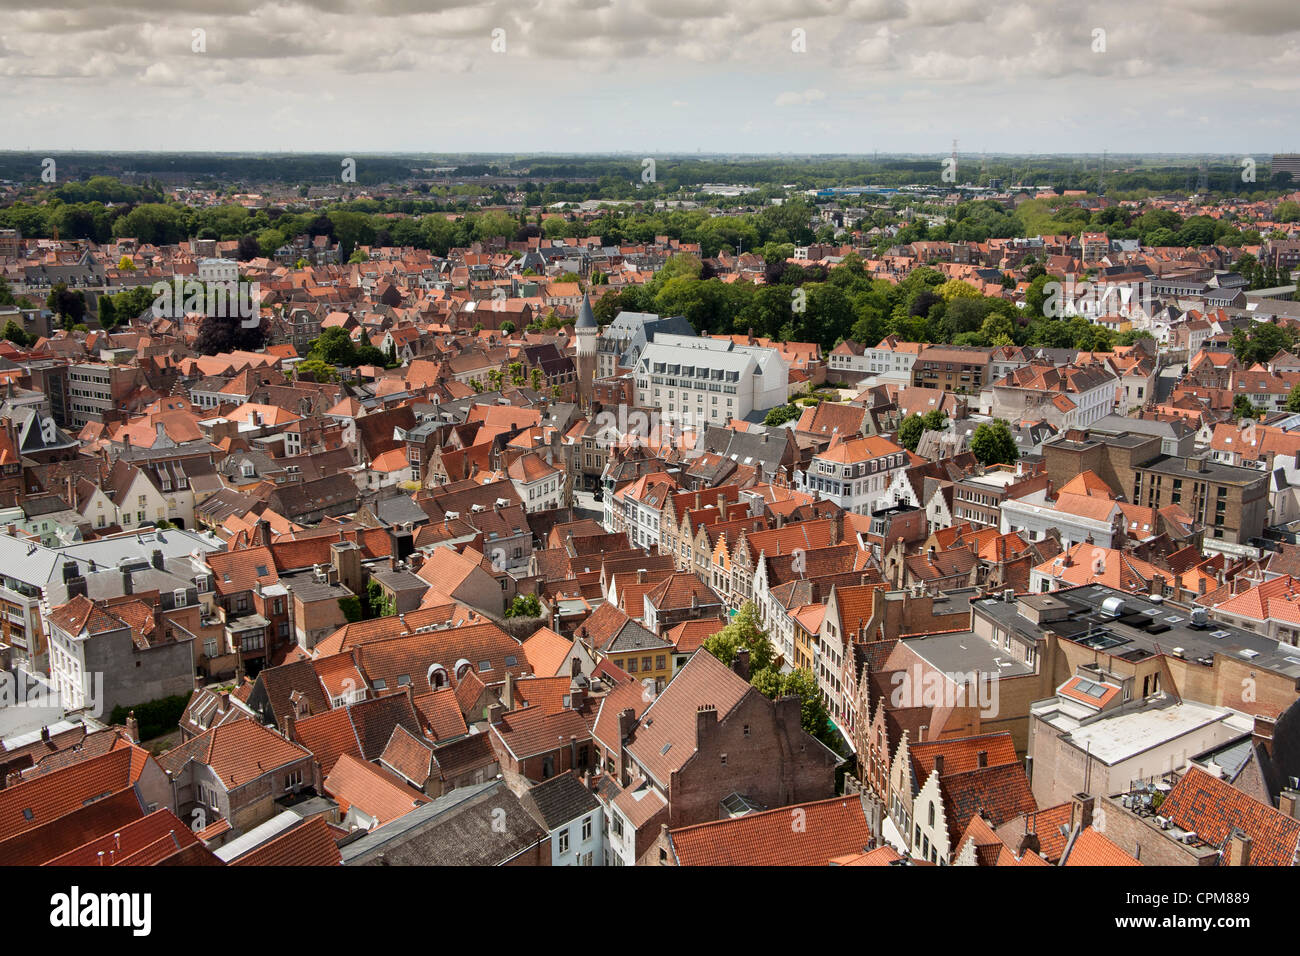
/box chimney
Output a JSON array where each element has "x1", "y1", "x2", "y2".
[
  {"x1": 1070, "y1": 793, "x2": 1095, "y2": 831},
  {"x1": 151, "y1": 549, "x2": 164, "y2": 571},
  {"x1": 283, "y1": 711, "x2": 296, "y2": 742},
  {"x1": 503, "y1": 670, "x2": 515, "y2": 710},
  {"x1": 933, "y1": 754, "x2": 944, "y2": 777},
  {"x1": 976, "y1": 750, "x2": 988, "y2": 768},
  {"x1": 695, "y1": 704, "x2": 718, "y2": 742},
  {"x1": 569, "y1": 734, "x2": 579, "y2": 771},
  {"x1": 733, "y1": 647, "x2": 751, "y2": 681},
  {"x1": 121, "y1": 568, "x2": 133, "y2": 596},
  {"x1": 218, "y1": 691, "x2": 230, "y2": 714},
  {"x1": 1279, "y1": 789, "x2": 1300, "y2": 820},
  {"x1": 1225, "y1": 831, "x2": 1252, "y2": 867},
  {"x1": 487, "y1": 702, "x2": 505, "y2": 725},
  {"x1": 1151, "y1": 573, "x2": 1166, "y2": 599},
  {"x1": 718, "y1": 495, "x2": 728, "y2": 521},
  {"x1": 570, "y1": 683, "x2": 585, "y2": 711},
  {"x1": 617, "y1": 707, "x2": 637, "y2": 742}
]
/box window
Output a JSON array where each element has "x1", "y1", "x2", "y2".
[
  {"x1": 558, "y1": 829, "x2": 570, "y2": 854},
  {"x1": 582, "y1": 816, "x2": 592, "y2": 841},
  {"x1": 285, "y1": 769, "x2": 302, "y2": 791}
]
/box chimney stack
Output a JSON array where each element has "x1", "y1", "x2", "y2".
[
  {"x1": 1225, "y1": 831, "x2": 1252, "y2": 867},
  {"x1": 125, "y1": 711, "x2": 139, "y2": 744},
  {"x1": 733, "y1": 647, "x2": 751, "y2": 681},
  {"x1": 1070, "y1": 792, "x2": 1095, "y2": 831}
]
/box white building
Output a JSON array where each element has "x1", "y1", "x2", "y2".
[
  {"x1": 635, "y1": 334, "x2": 787, "y2": 426},
  {"x1": 507, "y1": 454, "x2": 564, "y2": 513},
  {"x1": 197, "y1": 258, "x2": 239, "y2": 284},
  {"x1": 796, "y1": 435, "x2": 908, "y2": 515}
]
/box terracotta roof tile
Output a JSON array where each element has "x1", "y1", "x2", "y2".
[{"x1": 670, "y1": 796, "x2": 875, "y2": 866}]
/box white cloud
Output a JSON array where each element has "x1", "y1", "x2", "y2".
[{"x1": 774, "y1": 88, "x2": 826, "y2": 106}]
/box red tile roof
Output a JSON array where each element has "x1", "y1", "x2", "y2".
[
  {"x1": 230, "y1": 817, "x2": 342, "y2": 866},
  {"x1": 324, "y1": 753, "x2": 429, "y2": 825},
  {"x1": 624, "y1": 650, "x2": 751, "y2": 786},
  {"x1": 1161, "y1": 765, "x2": 1300, "y2": 867},
  {"x1": 669, "y1": 796, "x2": 875, "y2": 866}
]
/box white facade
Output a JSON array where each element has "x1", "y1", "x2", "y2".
[
  {"x1": 551, "y1": 806, "x2": 604, "y2": 866},
  {"x1": 634, "y1": 334, "x2": 788, "y2": 425},
  {"x1": 1000, "y1": 490, "x2": 1119, "y2": 549},
  {"x1": 795, "y1": 438, "x2": 908, "y2": 515},
  {"x1": 197, "y1": 258, "x2": 239, "y2": 283}
]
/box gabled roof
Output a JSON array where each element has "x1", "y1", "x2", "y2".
[
  {"x1": 624, "y1": 650, "x2": 751, "y2": 786},
  {"x1": 157, "y1": 720, "x2": 311, "y2": 788},
  {"x1": 325, "y1": 753, "x2": 429, "y2": 825},
  {"x1": 668, "y1": 795, "x2": 875, "y2": 866},
  {"x1": 519, "y1": 770, "x2": 600, "y2": 831}
]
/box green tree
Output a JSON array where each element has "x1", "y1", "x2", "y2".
[
  {"x1": 506, "y1": 593, "x2": 542, "y2": 619},
  {"x1": 970, "y1": 419, "x2": 1018, "y2": 466},
  {"x1": 296, "y1": 358, "x2": 338, "y2": 382},
  {"x1": 1286, "y1": 382, "x2": 1300, "y2": 414},
  {"x1": 702, "y1": 602, "x2": 775, "y2": 675},
  {"x1": 763, "y1": 404, "x2": 800, "y2": 426},
  {"x1": 897, "y1": 413, "x2": 924, "y2": 451},
  {"x1": 750, "y1": 667, "x2": 832, "y2": 744},
  {"x1": 2, "y1": 320, "x2": 30, "y2": 347},
  {"x1": 1234, "y1": 394, "x2": 1261, "y2": 420}
]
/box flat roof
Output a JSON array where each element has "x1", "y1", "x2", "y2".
[
  {"x1": 975, "y1": 585, "x2": 1300, "y2": 679},
  {"x1": 1059, "y1": 700, "x2": 1250, "y2": 766},
  {"x1": 901, "y1": 629, "x2": 1035, "y2": 679}
]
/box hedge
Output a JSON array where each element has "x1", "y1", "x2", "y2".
[{"x1": 109, "y1": 693, "x2": 191, "y2": 741}]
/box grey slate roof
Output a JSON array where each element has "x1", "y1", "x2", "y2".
[
  {"x1": 341, "y1": 779, "x2": 546, "y2": 866},
  {"x1": 519, "y1": 771, "x2": 600, "y2": 832}
]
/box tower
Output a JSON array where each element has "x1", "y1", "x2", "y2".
[{"x1": 575, "y1": 293, "x2": 597, "y2": 409}]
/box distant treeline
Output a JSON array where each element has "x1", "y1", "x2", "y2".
[{"x1": 0, "y1": 152, "x2": 1293, "y2": 194}]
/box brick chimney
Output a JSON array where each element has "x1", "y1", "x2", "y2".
[
  {"x1": 733, "y1": 647, "x2": 750, "y2": 681},
  {"x1": 617, "y1": 707, "x2": 637, "y2": 742},
  {"x1": 1225, "y1": 831, "x2": 1252, "y2": 866},
  {"x1": 125, "y1": 711, "x2": 139, "y2": 744},
  {"x1": 695, "y1": 704, "x2": 717, "y2": 743},
  {"x1": 1070, "y1": 792, "x2": 1095, "y2": 831},
  {"x1": 933, "y1": 754, "x2": 944, "y2": 777}
]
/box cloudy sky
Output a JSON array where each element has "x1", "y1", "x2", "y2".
[{"x1": 2, "y1": 0, "x2": 1298, "y2": 155}]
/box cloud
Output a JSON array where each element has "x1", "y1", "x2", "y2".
[
  {"x1": 774, "y1": 88, "x2": 827, "y2": 106},
  {"x1": 1, "y1": 0, "x2": 1298, "y2": 151}
]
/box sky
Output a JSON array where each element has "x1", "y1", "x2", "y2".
[{"x1": 2, "y1": 0, "x2": 1298, "y2": 156}]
